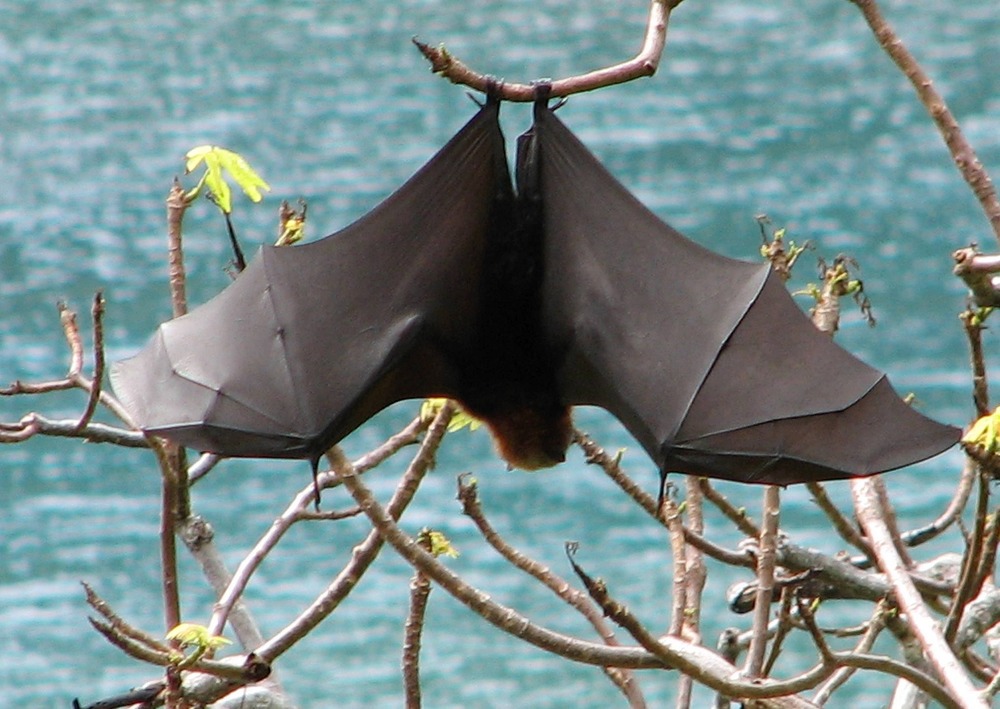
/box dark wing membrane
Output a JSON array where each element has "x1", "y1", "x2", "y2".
[
  {"x1": 534, "y1": 107, "x2": 958, "y2": 485},
  {"x1": 111, "y1": 103, "x2": 508, "y2": 459},
  {"x1": 665, "y1": 274, "x2": 959, "y2": 484}
]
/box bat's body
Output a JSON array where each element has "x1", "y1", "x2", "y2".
[{"x1": 111, "y1": 96, "x2": 958, "y2": 486}]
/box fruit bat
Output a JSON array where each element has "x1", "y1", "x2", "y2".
[{"x1": 111, "y1": 91, "x2": 958, "y2": 487}]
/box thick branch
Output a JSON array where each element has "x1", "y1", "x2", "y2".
[{"x1": 852, "y1": 478, "x2": 985, "y2": 708}]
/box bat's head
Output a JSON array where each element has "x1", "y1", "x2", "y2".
[{"x1": 478, "y1": 404, "x2": 574, "y2": 471}]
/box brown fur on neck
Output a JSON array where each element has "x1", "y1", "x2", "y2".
[{"x1": 479, "y1": 405, "x2": 573, "y2": 471}]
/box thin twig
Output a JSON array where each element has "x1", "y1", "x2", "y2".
[
  {"x1": 89, "y1": 617, "x2": 173, "y2": 667},
  {"x1": 745, "y1": 486, "x2": 780, "y2": 677},
  {"x1": 812, "y1": 602, "x2": 889, "y2": 705},
  {"x1": 456, "y1": 474, "x2": 646, "y2": 707},
  {"x1": 187, "y1": 453, "x2": 222, "y2": 483},
  {"x1": 806, "y1": 481, "x2": 875, "y2": 560},
  {"x1": 206, "y1": 417, "x2": 430, "y2": 638},
  {"x1": 83, "y1": 582, "x2": 171, "y2": 652},
  {"x1": 697, "y1": 478, "x2": 761, "y2": 538},
  {"x1": 414, "y1": 0, "x2": 682, "y2": 101},
  {"x1": 255, "y1": 407, "x2": 452, "y2": 662},
  {"x1": 573, "y1": 431, "x2": 753, "y2": 567},
  {"x1": 946, "y1": 467, "x2": 991, "y2": 644},
  {"x1": 403, "y1": 537, "x2": 433, "y2": 709},
  {"x1": 900, "y1": 460, "x2": 976, "y2": 549},
  {"x1": 166, "y1": 180, "x2": 190, "y2": 318},
  {"x1": 87, "y1": 617, "x2": 269, "y2": 685},
  {"x1": 961, "y1": 308, "x2": 991, "y2": 415},
  {"x1": 762, "y1": 590, "x2": 795, "y2": 678},
  {"x1": 1, "y1": 378, "x2": 73, "y2": 396},
  {"x1": 565, "y1": 546, "x2": 826, "y2": 707},
  {"x1": 662, "y1": 492, "x2": 688, "y2": 638},
  {"x1": 347, "y1": 415, "x2": 429, "y2": 474},
  {"x1": 799, "y1": 598, "x2": 956, "y2": 708},
  {"x1": 0, "y1": 414, "x2": 147, "y2": 447},
  {"x1": 677, "y1": 476, "x2": 706, "y2": 709},
  {"x1": 849, "y1": 0, "x2": 1000, "y2": 243},
  {"x1": 872, "y1": 476, "x2": 914, "y2": 569},
  {"x1": 59, "y1": 300, "x2": 85, "y2": 375},
  {"x1": 573, "y1": 430, "x2": 657, "y2": 515},
  {"x1": 974, "y1": 510, "x2": 1000, "y2": 603},
  {"x1": 73, "y1": 291, "x2": 106, "y2": 432}
]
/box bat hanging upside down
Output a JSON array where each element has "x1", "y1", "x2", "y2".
[{"x1": 111, "y1": 86, "x2": 958, "y2": 487}]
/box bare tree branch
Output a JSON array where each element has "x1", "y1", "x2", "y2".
[
  {"x1": 811, "y1": 602, "x2": 888, "y2": 704},
  {"x1": 807, "y1": 481, "x2": 875, "y2": 560},
  {"x1": 566, "y1": 547, "x2": 826, "y2": 707},
  {"x1": 698, "y1": 478, "x2": 761, "y2": 538},
  {"x1": 0, "y1": 414, "x2": 146, "y2": 447},
  {"x1": 848, "y1": 0, "x2": 1000, "y2": 243},
  {"x1": 853, "y1": 478, "x2": 984, "y2": 708},
  {"x1": 73, "y1": 291, "x2": 106, "y2": 432},
  {"x1": 166, "y1": 179, "x2": 191, "y2": 318},
  {"x1": 413, "y1": 0, "x2": 683, "y2": 101},
  {"x1": 255, "y1": 406, "x2": 451, "y2": 662},
  {"x1": 456, "y1": 474, "x2": 647, "y2": 706},
  {"x1": 946, "y1": 468, "x2": 992, "y2": 644},
  {"x1": 745, "y1": 486, "x2": 780, "y2": 677},
  {"x1": 403, "y1": 535, "x2": 433, "y2": 709}
]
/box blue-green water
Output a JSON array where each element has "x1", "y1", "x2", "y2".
[{"x1": 0, "y1": 1, "x2": 995, "y2": 706}]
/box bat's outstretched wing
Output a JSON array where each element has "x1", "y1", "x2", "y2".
[
  {"x1": 111, "y1": 103, "x2": 508, "y2": 461},
  {"x1": 531, "y1": 105, "x2": 958, "y2": 485}
]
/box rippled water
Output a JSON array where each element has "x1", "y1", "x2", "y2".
[{"x1": 1, "y1": 1, "x2": 995, "y2": 706}]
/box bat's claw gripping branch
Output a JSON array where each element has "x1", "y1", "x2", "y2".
[{"x1": 413, "y1": 0, "x2": 675, "y2": 101}]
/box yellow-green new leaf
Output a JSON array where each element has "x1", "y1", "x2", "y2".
[
  {"x1": 217, "y1": 149, "x2": 270, "y2": 203},
  {"x1": 418, "y1": 528, "x2": 459, "y2": 558},
  {"x1": 184, "y1": 145, "x2": 270, "y2": 215},
  {"x1": 964, "y1": 407, "x2": 1000, "y2": 454},
  {"x1": 421, "y1": 398, "x2": 483, "y2": 432},
  {"x1": 166, "y1": 622, "x2": 231, "y2": 651}
]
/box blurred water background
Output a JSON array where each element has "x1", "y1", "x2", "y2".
[{"x1": 0, "y1": 0, "x2": 996, "y2": 706}]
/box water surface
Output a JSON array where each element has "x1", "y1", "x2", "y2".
[{"x1": 0, "y1": 1, "x2": 993, "y2": 706}]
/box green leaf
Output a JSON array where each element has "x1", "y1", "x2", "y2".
[
  {"x1": 418, "y1": 528, "x2": 459, "y2": 558},
  {"x1": 184, "y1": 145, "x2": 270, "y2": 215},
  {"x1": 964, "y1": 407, "x2": 1000, "y2": 454},
  {"x1": 420, "y1": 398, "x2": 482, "y2": 432},
  {"x1": 971, "y1": 307, "x2": 995, "y2": 327},
  {"x1": 166, "y1": 623, "x2": 231, "y2": 650},
  {"x1": 217, "y1": 149, "x2": 270, "y2": 203}
]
